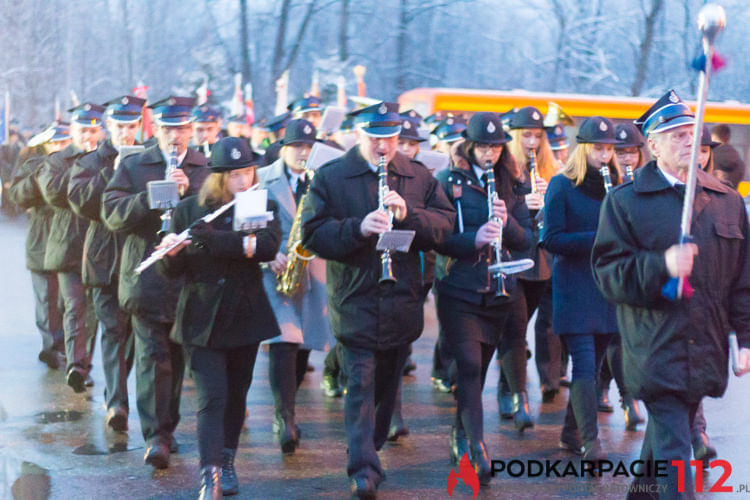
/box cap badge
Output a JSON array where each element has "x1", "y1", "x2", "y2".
[
  {"x1": 378, "y1": 103, "x2": 387, "y2": 115},
  {"x1": 599, "y1": 121, "x2": 608, "y2": 132},
  {"x1": 409, "y1": 110, "x2": 417, "y2": 117},
  {"x1": 487, "y1": 121, "x2": 497, "y2": 134},
  {"x1": 669, "y1": 92, "x2": 679, "y2": 103},
  {"x1": 304, "y1": 124, "x2": 312, "y2": 135},
  {"x1": 532, "y1": 111, "x2": 540, "y2": 120},
  {"x1": 168, "y1": 97, "x2": 176, "y2": 106},
  {"x1": 230, "y1": 148, "x2": 241, "y2": 160},
  {"x1": 122, "y1": 97, "x2": 129, "y2": 105},
  {"x1": 84, "y1": 103, "x2": 91, "y2": 111},
  {"x1": 447, "y1": 118, "x2": 454, "y2": 125},
  {"x1": 619, "y1": 130, "x2": 627, "y2": 139},
  {"x1": 403, "y1": 120, "x2": 411, "y2": 129},
  {"x1": 555, "y1": 126, "x2": 562, "y2": 135}
]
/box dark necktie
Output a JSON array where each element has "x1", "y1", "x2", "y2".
[
  {"x1": 295, "y1": 174, "x2": 309, "y2": 205},
  {"x1": 673, "y1": 183, "x2": 686, "y2": 198},
  {"x1": 480, "y1": 173, "x2": 489, "y2": 189}
]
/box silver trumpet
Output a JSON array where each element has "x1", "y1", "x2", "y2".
[
  {"x1": 378, "y1": 155, "x2": 396, "y2": 284},
  {"x1": 485, "y1": 162, "x2": 535, "y2": 295}
]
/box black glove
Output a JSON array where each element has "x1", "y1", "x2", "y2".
[{"x1": 189, "y1": 221, "x2": 244, "y2": 258}]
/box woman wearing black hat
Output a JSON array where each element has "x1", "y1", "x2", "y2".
[
  {"x1": 434, "y1": 111, "x2": 533, "y2": 484},
  {"x1": 541, "y1": 116, "x2": 621, "y2": 462},
  {"x1": 157, "y1": 136, "x2": 282, "y2": 499},
  {"x1": 506, "y1": 106, "x2": 563, "y2": 408},
  {"x1": 614, "y1": 122, "x2": 647, "y2": 182}
]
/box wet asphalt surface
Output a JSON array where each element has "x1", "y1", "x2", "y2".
[{"x1": 1, "y1": 213, "x2": 750, "y2": 499}]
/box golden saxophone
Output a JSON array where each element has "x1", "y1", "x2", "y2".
[{"x1": 276, "y1": 162, "x2": 316, "y2": 297}]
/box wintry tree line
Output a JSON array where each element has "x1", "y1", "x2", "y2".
[{"x1": 1, "y1": 0, "x2": 748, "y2": 128}]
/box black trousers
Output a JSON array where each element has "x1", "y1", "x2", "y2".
[
  {"x1": 634, "y1": 395, "x2": 700, "y2": 500},
  {"x1": 185, "y1": 343, "x2": 259, "y2": 467},
  {"x1": 341, "y1": 343, "x2": 410, "y2": 485},
  {"x1": 532, "y1": 281, "x2": 567, "y2": 391},
  {"x1": 92, "y1": 284, "x2": 133, "y2": 412},
  {"x1": 497, "y1": 292, "x2": 529, "y2": 393},
  {"x1": 57, "y1": 271, "x2": 97, "y2": 373},
  {"x1": 30, "y1": 271, "x2": 64, "y2": 355},
  {"x1": 438, "y1": 294, "x2": 509, "y2": 444},
  {"x1": 132, "y1": 315, "x2": 183, "y2": 446},
  {"x1": 268, "y1": 342, "x2": 310, "y2": 419}
]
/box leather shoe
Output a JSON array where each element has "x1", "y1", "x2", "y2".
[
  {"x1": 66, "y1": 368, "x2": 87, "y2": 393},
  {"x1": 169, "y1": 435, "x2": 179, "y2": 454},
  {"x1": 349, "y1": 476, "x2": 376, "y2": 499},
  {"x1": 498, "y1": 389, "x2": 513, "y2": 420},
  {"x1": 402, "y1": 357, "x2": 416, "y2": 376},
  {"x1": 106, "y1": 406, "x2": 128, "y2": 432},
  {"x1": 144, "y1": 441, "x2": 170, "y2": 469},
  {"x1": 85, "y1": 374, "x2": 94, "y2": 387},
  {"x1": 387, "y1": 409, "x2": 408, "y2": 442},
  {"x1": 431, "y1": 377, "x2": 452, "y2": 393},
  {"x1": 598, "y1": 388, "x2": 614, "y2": 413},
  {"x1": 273, "y1": 414, "x2": 298, "y2": 453},
  {"x1": 541, "y1": 387, "x2": 558, "y2": 404},
  {"x1": 38, "y1": 349, "x2": 65, "y2": 370},
  {"x1": 622, "y1": 396, "x2": 645, "y2": 431},
  {"x1": 470, "y1": 441, "x2": 491, "y2": 485},
  {"x1": 221, "y1": 448, "x2": 239, "y2": 496},
  {"x1": 512, "y1": 392, "x2": 534, "y2": 433},
  {"x1": 198, "y1": 465, "x2": 222, "y2": 500}
]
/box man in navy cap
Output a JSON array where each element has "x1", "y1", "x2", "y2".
[
  {"x1": 103, "y1": 95, "x2": 209, "y2": 469},
  {"x1": 593, "y1": 89, "x2": 750, "y2": 498},
  {"x1": 191, "y1": 104, "x2": 222, "y2": 156},
  {"x1": 8, "y1": 122, "x2": 71, "y2": 371},
  {"x1": 430, "y1": 115, "x2": 466, "y2": 155},
  {"x1": 288, "y1": 94, "x2": 323, "y2": 130},
  {"x1": 301, "y1": 101, "x2": 455, "y2": 498},
  {"x1": 37, "y1": 102, "x2": 104, "y2": 392},
  {"x1": 545, "y1": 124, "x2": 570, "y2": 169},
  {"x1": 260, "y1": 112, "x2": 291, "y2": 167},
  {"x1": 226, "y1": 114, "x2": 250, "y2": 139},
  {"x1": 67, "y1": 95, "x2": 144, "y2": 431}
]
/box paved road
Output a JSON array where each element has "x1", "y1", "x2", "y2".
[{"x1": 1, "y1": 213, "x2": 749, "y2": 499}]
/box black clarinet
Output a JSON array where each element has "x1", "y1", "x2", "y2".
[
  {"x1": 485, "y1": 162, "x2": 509, "y2": 297},
  {"x1": 601, "y1": 164, "x2": 613, "y2": 193},
  {"x1": 378, "y1": 155, "x2": 396, "y2": 284},
  {"x1": 158, "y1": 146, "x2": 180, "y2": 237}
]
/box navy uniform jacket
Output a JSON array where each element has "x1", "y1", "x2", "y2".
[
  {"x1": 301, "y1": 147, "x2": 456, "y2": 350},
  {"x1": 592, "y1": 162, "x2": 750, "y2": 403},
  {"x1": 102, "y1": 145, "x2": 208, "y2": 323},
  {"x1": 542, "y1": 172, "x2": 618, "y2": 335}
]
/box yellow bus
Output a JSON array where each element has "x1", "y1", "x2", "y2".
[{"x1": 399, "y1": 88, "x2": 750, "y2": 196}]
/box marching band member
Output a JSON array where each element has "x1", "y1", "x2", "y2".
[
  {"x1": 68, "y1": 95, "x2": 144, "y2": 430},
  {"x1": 434, "y1": 112, "x2": 532, "y2": 484},
  {"x1": 541, "y1": 116, "x2": 621, "y2": 462},
  {"x1": 257, "y1": 119, "x2": 333, "y2": 454},
  {"x1": 158, "y1": 137, "x2": 281, "y2": 499},
  {"x1": 103, "y1": 96, "x2": 208, "y2": 469},
  {"x1": 9, "y1": 124, "x2": 71, "y2": 370},
  {"x1": 37, "y1": 103, "x2": 104, "y2": 392},
  {"x1": 301, "y1": 101, "x2": 455, "y2": 498},
  {"x1": 192, "y1": 104, "x2": 223, "y2": 155},
  {"x1": 593, "y1": 90, "x2": 750, "y2": 498}
]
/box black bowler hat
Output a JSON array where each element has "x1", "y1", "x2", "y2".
[
  {"x1": 68, "y1": 103, "x2": 105, "y2": 126},
  {"x1": 432, "y1": 116, "x2": 466, "y2": 143},
  {"x1": 148, "y1": 96, "x2": 196, "y2": 126},
  {"x1": 208, "y1": 137, "x2": 260, "y2": 172},
  {"x1": 462, "y1": 112, "x2": 511, "y2": 145},
  {"x1": 103, "y1": 95, "x2": 146, "y2": 123},
  {"x1": 701, "y1": 125, "x2": 720, "y2": 148},
  {"x1": 192, "y1": 104, "x2": 222, "y2": 123},
  {"x1": 576, "y1": 116, "x2": 620, "y2": 144},
  {"x1": 263, "y1": 112, "x2": 291, "y2": 133},
  {"x1": 352, "y1": 102, "x2": 402, "y2": 137},
  {"x1": 614, "y1": 123, "x2": 644, "y2": 149},
  {"x1": 634, "y1": 89, "x2": 695, "y2": 136},
  {"x1": 509, "y1": 106, "x2": 545, "y2": 130},
  {"x1": 545, "y1": 125, "x2": 569, "y2": 151},
  {"x1": 281, "y1": 119, "x2": 317, "y2": 145},
  {"x1": 288, "y1": 95, "x2": 322, "y2": 114}
]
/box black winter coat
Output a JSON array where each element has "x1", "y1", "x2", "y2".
[
  {"x1": 301, "y1": 147, "x2": 456, "y2": 350},
  {"x1": 37, "y1": 144, "x2": 88, "y2": 272},
  {"x1": 68, "y1": 140, "x2": 126, "y2": 287},
  {"x1": 434, "y1": 165, "x2": 533, "y2": 305},
  {"x1": 592, "y1": 162, "x2": 750, "y2": 403},
  {"x1": 159, "y1": 195, "x2": 282, "y2": 347},
  {"x1": 8, "y1": 155, "x2": 56, "y2": 271},
  {"x1": 102, "y1": 145, "x2": 208, "y2": 322}
]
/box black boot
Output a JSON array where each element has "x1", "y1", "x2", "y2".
[
  {"x1": 498, "y1": 387, "x2": 513, "y2": 420},
  {"x1": 277, "y1": 413, "x2": 299, "y2": 454},
  {"x1": 469, "y1": 441, "x2": 491, "y2": 486},
  {"x1": 221, "y1": 448, "x2": 239, "y2": 496},
  {"x1": 570, "y1": 380, "x2": 606, "y2": 463},
  {"x1": 387, "y1": 406, "x2": 408, "y2": 442},
  {"x1": 449, "y1": 425, "x2": 470, "y2": 465},
  {"x1": 512, "y1": 392, "x2": 534, "y2": 433},
  {"x1": 692, "y1": 432, "x2": 717, "y2": 469},
  {"x1": 198, "y1": 466, "x2": 222, "y2": 500},
  {"x1": 559, "y1": 399, "x2": 583, "y2": 454},
  {"x1": 622, "y1": 395, "x2": 645, "y2": 431},
  {"x1": 597, "y1": 387, "x2": 613, "y2": 413}
]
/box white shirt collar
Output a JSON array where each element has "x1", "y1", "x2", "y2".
[
  {"x1": 658, "y1": 167, "x2": 684, "y2": 187},
  {"x1": 285, "y1": 164, "x2": 305, "y2": 192},
  {"x1": 473, "y1": 164, "x2": 489, "y2": 185}
]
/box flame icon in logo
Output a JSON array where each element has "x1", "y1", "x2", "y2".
[{"x1": 447, "y1": 452, "x2": 479, "y2": 498}]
